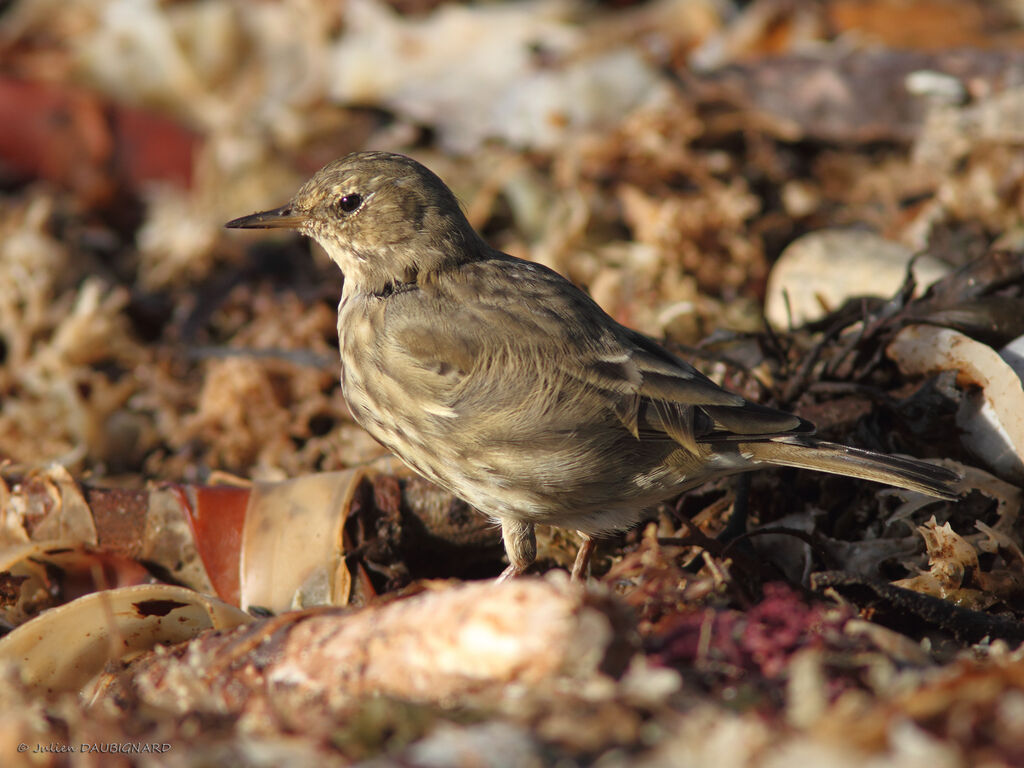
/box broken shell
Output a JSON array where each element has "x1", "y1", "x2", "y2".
[
  {"x1": 0, "y1": 584, "x2": 251, "y2": 695},
  {"x1": 888, "y1": 324, "x2": 1024, "y2": 483}
]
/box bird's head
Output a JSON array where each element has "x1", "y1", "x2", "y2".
[{"x1": 226, "y1": 152, "x2": 483, "y2": 294}]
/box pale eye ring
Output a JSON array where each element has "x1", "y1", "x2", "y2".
[{"x1": 338, "y1": 193, "x2": 363, "y2": 213}]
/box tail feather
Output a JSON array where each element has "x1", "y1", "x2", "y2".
[{"x1": 740, "y1": 438, "x2": 961, "y2": 500}]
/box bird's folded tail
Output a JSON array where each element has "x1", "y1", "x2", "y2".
[{"x1": 739, "y1": 437, "x2": 961, "y2": 500}]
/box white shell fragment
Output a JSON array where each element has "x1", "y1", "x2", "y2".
[
  {"x1": 240, "y1": 470, "x2": 360, "y2": 613},
  {"x1": 999, "y1": 333, "x2": 1024, "y2": 382},
  {"x1": 1, "y1": 465, "x2": 97, "y2": 545},
  {"x1": 0, "y1": 584, "x2": 251, "y2": 695},
  {"x1": 765, "y1": 229, "x2": 950, "y2": 328},
  {"x1": 887, "y1": 324, "x2": 1024, "y2": 483},
  {"x1": 0, "y1": 541, "x2": 121, "y2": 630}
]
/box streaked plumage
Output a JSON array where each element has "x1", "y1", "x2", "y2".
[{"x1": 227, "y1": 152, "x2": 960, "y2": 580}]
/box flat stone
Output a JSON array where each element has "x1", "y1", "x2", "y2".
[{"x1": 765, "y1": 229, "x2": 951, "y2": 328}]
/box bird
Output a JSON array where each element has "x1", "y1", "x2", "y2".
[{"x1": 226, "y1": 151, "x2": 960, "y2": 581}]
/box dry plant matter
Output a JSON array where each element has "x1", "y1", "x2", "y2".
[{"x1": 1, "y1": 0, "x2": 1024, "y2": 765}]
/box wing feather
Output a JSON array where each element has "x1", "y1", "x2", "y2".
[{"x1": 380, "y1": 259, "x2": 815, "y2": 452}]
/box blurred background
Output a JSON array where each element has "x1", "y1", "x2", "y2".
[{"x1": 1, "y1": 0, "x2": 1023, "y2": 483}]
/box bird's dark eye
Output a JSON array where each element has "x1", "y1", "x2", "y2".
[{"x1": 338, "y1": 193, "x2": 363, "y2": 213}]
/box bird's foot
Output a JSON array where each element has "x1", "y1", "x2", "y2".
[
  {"x1": 498, "y1": 519, "x2": 537, "y2": 582},
  {"x1": 570, "y1": 535, "x2": 595, "y2": 581},
  {"x1": 496, "y1": 564, "x2": 523, "y2": 583}
]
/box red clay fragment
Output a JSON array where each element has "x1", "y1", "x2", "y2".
[
  {"x1": 180, "y1": 485, "x2": 250, "y2": 606},
  {"x1": 0, "y1": 77, "x2": 197, "y2": 203}
]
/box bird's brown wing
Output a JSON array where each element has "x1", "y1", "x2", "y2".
[
  {"x1": 611, "y1": 328, "x2": 814, "y2": 452},
  {"x1": 382, "y1": 258, "x2": 813, "y2": 454}
]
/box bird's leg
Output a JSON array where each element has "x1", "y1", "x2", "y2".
[
  {"x1": 497, "y1": 519, "x2": 537, "y2": 582},
  {"x1": 571, "y1": 533, "x2": 595, "y2": 581},
  {"x1": 718, "y1": 473, "x2": 751, "y2": 545}
]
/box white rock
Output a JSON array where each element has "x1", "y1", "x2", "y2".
[{"x1": 765, "y1": 229, "x2": 951, "y2": 328}]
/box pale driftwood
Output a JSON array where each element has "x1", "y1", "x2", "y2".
[{"x1": 96, "y1": 577, "x2": 632, "y2": 733}]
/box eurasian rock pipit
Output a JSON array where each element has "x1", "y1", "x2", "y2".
[{"x1": 227, "y1": 152, "x2": 959, "y2": 580}]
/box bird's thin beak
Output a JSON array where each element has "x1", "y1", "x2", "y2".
[{"x1": 225, "y1": 205, "x2": 308, "y2": 230}]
